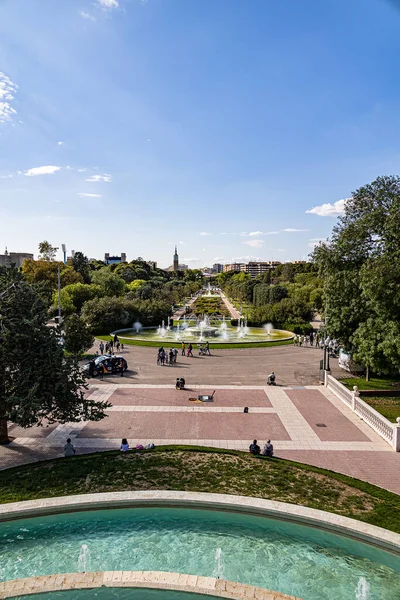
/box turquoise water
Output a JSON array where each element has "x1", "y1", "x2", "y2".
[
  {"x1": 11, "y1": 590, "x2": 214, "y2": 600},
  {"x1": 1, "y1": 508, "x2": 399, "y2": 600}
]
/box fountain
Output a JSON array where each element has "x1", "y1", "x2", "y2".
[
  {"x1": 157, "y1": 320, "x2": 167, "y2": 338},
  {"x1": 264, "y1": 322, "x2": 273, "y2": 336},
  {"x1": 213, "y1": 547, "x2": 224, "y2": 579},
  {"x1": 185, "y1": 314, "x2": 219, "y2": 339},
  {"x1": 78, "y1": 544, "x2": 91, "y2": 573},
  {"x1": 167, "y1": 316, "x2": 171, "y2": 331},
  {"x1": 355, "y1": 577, "x2": 370, "y2": 599},
  {"x1": 133, "y1": 321, "x2": 142, "y2": 333}
]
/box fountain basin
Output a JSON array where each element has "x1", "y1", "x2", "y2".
[{"x1": 0, "y1": 492, "x2": 399, "y2": 600}]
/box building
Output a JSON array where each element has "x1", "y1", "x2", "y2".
[
  {"x1": 104, "y1": 253, "x2": 127, "y2": 265},
  {"x1": 0, "y1": 248, "x2": 33, "y2": 268},
  {"x1": 173, "y1": 245, "x2": 179, "y2": 271},
  {"x1": 223, "y1": 263, "x2": 244, "y2": 273},
  {"x1": 245, "y1": 261, "x2": 281, "y2": 277},
  {"x1": 212, "y1": 263, "x2": 224, "y2": 273}
]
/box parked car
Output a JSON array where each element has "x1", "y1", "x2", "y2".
[{"x1": 83, "y1": 355, "x2": 128, "y2": 377}]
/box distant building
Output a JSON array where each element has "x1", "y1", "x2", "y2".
[
  {"x1": 104, "y1": 253, "x2": 127, "y2": 265},
  {"x1": 146, "y1": 261, "x2": 157, "y2": 269},
  {"x1": 0, "y1": 248, "x2": 33, "y2": 268},
  {"x1": 223, "y1": 263, "x2": 244, "y2": 273},
  {"x1": 173, "y1": 245, "x2": 179, "y2": 271},
  {"x1": 245, "y1": 261, "x2": 281, "y2": 277},
  {"x1": 213, "y1": 263, "x2": 224, "y2": 273}
]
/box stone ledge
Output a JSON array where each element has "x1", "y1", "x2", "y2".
[
  {"x1": 0, "y1": 571, "x2": 301, "y2": 600},
  {"x1": 0, "y1": 491, "x2": 399, "y2": 554}
]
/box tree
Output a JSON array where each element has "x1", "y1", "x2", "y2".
[
  {"x1": 81, "y1": 297, "x2": 130, "y2": 333},
  {"x1": 313, "y1": 175, "x2": 400, "y2": 376},
  {"x1": 72, "y1": 251, "x2": 91, "y2": 284},
  {"x1": 0, "y1": 270, "x2": 110, "y2": 444},
  {"x1": 63, "y1": 314, "x2": 95, "y2": 358},
  {"x1": 38, "y1": 240, "x2": 59, "y2": 261},
  {"x1": 22, "y1": 260, "x2": 83, "y2": 288},
  {"x1": 91, "y1": 269, "x2": 126, "y2": 296},
  {"x1": 53, "y1": 283, "x2": 102, "y2": 314}
]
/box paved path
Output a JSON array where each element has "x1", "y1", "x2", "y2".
[
  {"x1": 93, "y1": 344, "x2": 344, "y2": 386},
  {"x1": 2, "y1": 384, "x2": 399, "y2": 495}
]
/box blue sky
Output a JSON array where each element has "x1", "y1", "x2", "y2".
[{"x1": 1, "y1": 0, "x2": 400, "y2": 268}]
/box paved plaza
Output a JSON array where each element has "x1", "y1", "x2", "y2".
[
  {"x1": 3, "y1": 382, "x2": 400, "y2": 495},
  {"x1": 90, "y1": 343, "x2": 344, "y2": 386}
]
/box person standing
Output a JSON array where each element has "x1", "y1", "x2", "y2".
[
  {"x1": 169, "y1": 349, "x2": 174, "y2": 365},
  {"x1": 187, "y1": 343, "x2": 193, "y2": 357},
  {"x1": 98, "y1": 363, "x2": 104, "y2": 380},
  {"x1": 181, "y1": 342, "x2": 186, "y2": 356},
  {"x1": 309, "y1": 331, "x2": 314, "y2": 346},
  {"x1": 173, "y1": 347, "x2": 178, "y2": 364},
  {"x1": 64, "y1": 438, "x2": 76, "y2": 457},
  {"x1": 99, "y1": 342, "x2": 104, "y2": 354},
  {"x1": 120, "y1": 361, "x2": 124, "y2": 377},
  {"x1": 116, "y1": 341, "x2": 121, "y2": 352},
  {"x1": 205, "y1": 341, "x2": 211, "y2": 355}
]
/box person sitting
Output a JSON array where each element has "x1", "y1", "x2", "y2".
[
  {"x1": 179, "y1": 377, "x2": 185, "y2": 389},
  {"x1": 64, "y1": 438, "x2": 76, "y2": 457},
  {"x1": 262, "y1": 440, "x2": 274, "y2": 457},
  {"x1": 120, "y1": 438, "x2": 129, "y2": 452},
  {"x1": 267, "y1": 372, "x2": 276, "y2": 385},
  {"x1": 176, "y1": 377, "x2": 181, "y2": 389},
  {"x1": 249, "y1": 439, "x2": 260, "y2": 455}
]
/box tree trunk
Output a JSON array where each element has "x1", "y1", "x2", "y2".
[
  {"x1": 0, "y1": 417, "x2": 10, "y2": 445},
  {"x1": 366, "y1": 365, "x2": 370, "y2": 382}
]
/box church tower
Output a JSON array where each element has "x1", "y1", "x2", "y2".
[{"x1": 173, "y1": 245, "x2": 179, "y2": 271}]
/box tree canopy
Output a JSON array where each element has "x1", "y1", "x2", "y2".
[
  {"x1": 313, "y1": 175, "x2": 400, "y2": 377},
  {"x1": 0, "y1": 269, "x2": 109, "y2": 443}
]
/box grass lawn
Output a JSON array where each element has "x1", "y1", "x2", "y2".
[
  {"x1": 1, "y1": 447, "x2": 399, "y2": 533},
  {"x1": 96, "y1": 335, "x2": 294, "y2": 349},
  {"x1": 359, "y1": 397, "x2": 400, "y2": 423},
  {"x1": 339, "y1": 376, "x2": 400, "y2": 391}
]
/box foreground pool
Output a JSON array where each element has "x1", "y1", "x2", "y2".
[{"x1": 1, "y1": 508, "x2": 399, "y2": 600}]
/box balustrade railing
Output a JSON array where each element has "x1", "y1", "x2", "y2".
[{"x1": 325, "y1": 372, "x2": 399, "y2": 451}]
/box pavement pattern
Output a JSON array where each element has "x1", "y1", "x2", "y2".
[{"x1": 3, "y1": 384, "x2": 400, "y2": 495}]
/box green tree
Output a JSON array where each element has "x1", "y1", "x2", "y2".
[
  {"x1": 81, "y1": 297, "x2": 130, "y2": 333},
  {"x1": 0, "y1": 270, "x2": 109, "y2": 444},
  {"x1": 63, "y1": 314, "x2": 95, "y2": 358},
  {"x1": 71, "y1": 251, "x2": 91, "y2": 284},
  {"x1": 91, "y1": 269, "x2": 126, "y2": 296},
  {"x1": 53, "y1": 283, "x2": 102, "y2": 314},
  {"x1": 38, "y1": 240, "x2": 59, "y2": 261},
  {"x1": 313, "y1": 175, "x2": 400, "y2": 378}
]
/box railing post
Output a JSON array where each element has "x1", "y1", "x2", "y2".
[
  {"x1": 324, "y1": 370, "x2": 328, "y2": 386},
  {"x1": 394, "y1": 418, "x2": 400, "y2": 452},
  {"x1": 352, "y1": 385, "x2": 359, "y2": 411}
]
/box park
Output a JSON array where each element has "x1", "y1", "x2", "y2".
[{"x1": 1, "y1": 176, "x2": 400, "y2": 600}]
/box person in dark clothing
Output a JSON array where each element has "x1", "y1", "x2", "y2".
[
  {"x1": 98, "y1": 364, "x2": 104, "y2": 380},
  {"x1": 111, "y1": 357, "x2": 118, "y2": 374},
  {"x1": 205, "y1": 341, "x2": 211, "y2": 355},
  {"x1": 88, "y1": 359, "x2": 95, "y2": 377},
  {"x1": 120, "y1": 361, "x2": 124, "y2": 377},
  {"x1": 114, "y1": 334, "x2": 119, "y2": 345},
  {"x1": 249, "y1": 440, "x2": 260, "y2": 455}
]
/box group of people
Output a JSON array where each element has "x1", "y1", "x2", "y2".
[
  {"x1": 249, "y1": 439, "x2": 274, "y2": 457},
  {"x1": 63, "y1": 437, "x2": 156, "y2": 457},
  {"x1": 157, "y1": 346, "x2": 179, "y2": 365},
  {"x1": 99, "y1": 338, "x2": 124, "y2": 355},
  {"x1": 293, "y1": 331, "x2": 318, "y2": 347}
]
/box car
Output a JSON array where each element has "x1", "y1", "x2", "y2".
[{"x1": 83, "y1": 355, "x2": 128, "y2": 377}]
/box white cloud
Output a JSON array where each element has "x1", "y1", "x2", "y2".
[
  {"x1": 306, "y1": 198, "x2": 348, "y2": 217},
  {"x1": 78, "y1": 193, "x2": 101, "y2": 198},
  {"x1": 57, "y1": 141, "x2": 64, "y2": 146},
  {"x1": 282, "y1": 228, "x2": 309, "y2": 232},
  {"x1": 0, "y1": 71, "x2": 18, "y2": 123},
  {"x1": 248, "y1": 231, "x2": 263, "y2": 236},
  {"x1": 0, "y1": 174, "x2": 13, "y2": 179},
  {"x1": 22, "y1": 165, "x2": 62, "y2": 177},
  {"x1": 85, "y1": 173, "x2": 112, "y2": 182},
  {"x1": 242, "y1": 239, "x2": 264, "y2": 248},
  {"x1": 179, "y1": 240, "x2": 186, "y2": 245},
  {"x1": 79, "y1": 11, "x2": 96, "y2": 20},
  {"x1": 97, "y1": 0, "x2": 119, "y2": 8},
  {"x1": 77, "y1": 168, "x2": 87, "y2": 172},
  {"x1": 199, "y1": 231, "x2": 210, "y2": 236},
  {"x1": 239, "y1": 232, "x2": 248, "y2": 237}
]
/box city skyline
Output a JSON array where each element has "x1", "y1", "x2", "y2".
[{"x1": 2, "y1": 0, "x2": 400, "y2": 267}]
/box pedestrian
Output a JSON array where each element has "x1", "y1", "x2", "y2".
[
  {"x1": 105, "y1": 342, "x2": 109, "y2": 353},
  {"x1": 110, "y1": 339, "x2": 114, "y2": 350},
  {"x1": 99, "y1": 342, "x2": 104, "y2": 354},
  {"x1": 160, "y1": 348, "x2": 166, "y2": 365},
  {"x1": 299, "y1": 335, "x2": 303, "y2": 347},
  {"x1": 114, "y1": 334, "x2": 119, "y2": 345},
  {"x1": 98, "y1": 364, "x2": 104, "y2": 380},
  {"x1": 120, "y1": 361, "x2": 124, "y2": 377},
  {"x1": 309, "y1": 331, "x2": 314, "y2": 346},
  {"x1": 205, "y1": 341, "x2": 211, "y2": 355},
  {"x1": 116, "y1": 341, "x2": 121, "y2": 352},
  {"x1": 165, "y1": 350, "x2": 169, "y2": 365},
  {"x1": 111, "y1": 356, "x2": 117, "y2": 374},
  {"x1": 88, "y1": 359, "x2": 95, "y2": 377},
  {"x1": 64, "y1": 438, "x2": 76, "y2": 457},
  {"x1": 157, "y1": 350, "x2": 161, "y2": 365},
  {"x1": 169, "y1": 349, "x2": 174, "y2": 364},
  {"x1": 181, "y1": 342, "x2": 186, "y2": 356},
  {"x1": 173, "y1": 347, "x2": 178, "y2": 364},
  {"x1": 293, "y1": 335, "x2": 298, "y2": 346},
  {"x1": 120, "y1": 438, "x2": 129, "y2": 452},
  {"x1": 95, "y1": 350, "x2": 99, "y2": 358},
  {"x1": 121, "y1": 343, "x2": 124, "y2": 351},
  {"x1": 315, "y1": 334, "x2": 320, "y2": 348}
]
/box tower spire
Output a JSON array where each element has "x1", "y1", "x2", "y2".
[{"x1": 173, "y1": 244, "x2": 179, "y2": 271}]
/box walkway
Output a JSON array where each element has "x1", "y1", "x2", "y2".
[
  {"x1": 220, "y1": 293, "x2": 241, "y2": 319},
  {"x1": 2, "y1": 385, "x2": 399, "y2": 495}
]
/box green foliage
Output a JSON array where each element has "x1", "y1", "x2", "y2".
[
  {"x1": 71, "y1": 251, "x2": 91, "y2": 284},
  {"x1": 313, "y1": 175, "x2": 400, "y2": 375},
  {"x1": 38, "y1": 240, "x2": 58, "y2": 261},
  {"x1": 91, "y1": 268, "x2": 126, "y2": 296},
  {"x1": 63, "y1": 314, "x2": 95, "y2": 357},
  {"x1": 52, "y1": 283, "x2": 103, "y2": 315},
  {"x1": 0, "y1": 270, "x2": 109, "y2": 443},
  {"x1": 22, "y1": 259, "x2": 83, "y2": 288}
]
